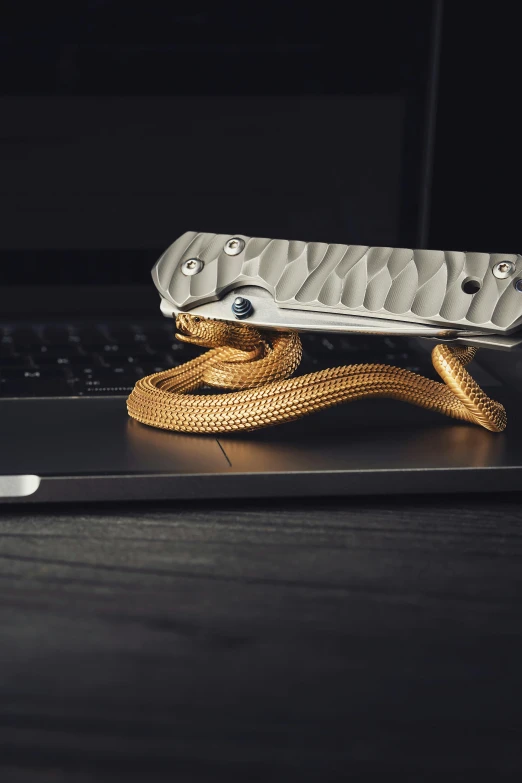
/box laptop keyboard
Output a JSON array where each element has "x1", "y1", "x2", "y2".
[{"x1": 0, "y1": 320, "x2": 424, "y2": 398}]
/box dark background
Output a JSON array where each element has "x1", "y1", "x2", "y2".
[
  {"x1": 431, "y1": 3, "x2": 521, "y2": 253},
  {"x1": 2, "y1": 2, "x2": 520, "y2": 285}
]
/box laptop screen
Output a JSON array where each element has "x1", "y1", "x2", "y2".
[{"x1": 1, "y1": 2, "x2": 436, "y2": 286}]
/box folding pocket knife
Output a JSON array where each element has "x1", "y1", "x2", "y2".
[{"x1": 152, "y1": 231, "x2": 522, "y2": 351}]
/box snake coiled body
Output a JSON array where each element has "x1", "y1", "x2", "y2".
[{"x1": 126, "y1": 314, "x2": 507, "y2": 434}]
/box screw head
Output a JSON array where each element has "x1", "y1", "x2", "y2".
[
  {"x1": 181, "y1": 258, "x2": 204, "y2": 276},
  {"x1": 224, "y1": 237, "x2": 245, "y2": 256},
  {"x1": 231, "y1": 296, "x2": 253, "y2": 319},
  {"x1": 515, "y1": 279, "x2": 522, "y2": 292},
  {"x1": 493, "y1": 260, "x2": 516, "y2": 279}
]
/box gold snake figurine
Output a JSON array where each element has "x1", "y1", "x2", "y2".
[{"x1": 126, "y1": 314, "x2": 507, "y2": 434}]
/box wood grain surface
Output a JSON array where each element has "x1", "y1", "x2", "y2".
[{"x1": 1, "y1": 494, "x2": 522, "y2": 781}]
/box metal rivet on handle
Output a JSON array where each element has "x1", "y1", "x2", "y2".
[
  {"x1": 181, "y1": 258, "x2": 204, "y2": 276},
  {"x1": 493, "y1": 260, "x2": 516, "y2": 279},
  {"x1": 514, "y1": 279, "x2": 522, "y2": 292},
  {"x1": 224, "y1": 237, "x2": 245, "y2": 256}
]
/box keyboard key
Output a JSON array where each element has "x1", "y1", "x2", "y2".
[
  {"x1": 142, "y1": 328, "x2": 177, "y2": 347},
  {"x1": 71, "y1": 366, "x2": 103, "y2": 377},
  {"x1": 0, "y1": 379, "x2": 36, "y2": 397},
  {"x1": 77, "y1": 378, "x2": 136, "y2": 395},
  {"x1": 337, "y1": 336, "x2": 374, "y2": 353},
  {"x1": 42, "y1": 325, "x2": 71, "y2": 342},
  {"x1": 383, "y1": 337, "x2": 399, "y2": 350},
  {"x1": 84, "y1": 344, "x2": 154, "y2": 359},
  {"x1": 33, "y1": 353, "x2": 99, "y2": 368},
  {"x1": 0, "y1": 355, "x2": 31, "y2": 367},
  {"x1": 131, "y1": 332, "x2": 149, "y2": 344},
  {"x1": 31, "y1": 354, "x2": 72, "y2": 366},
  {"x1": 32, "y1": 379, "x2": 77, "y2": 397},
  {"x1": 98, "y1": 352, "x2": 147, "y2": 366},
  {"x1": 0, "y1": 343, "x2": 17, "y2": 358},
  {"x1": 75, "y1": 326, "x2": 108, "y2": 345},
  {"x1": 106, "y1": 325, "x2": 150, "y2": 343},
  {"x1": 31, "y1": 344, "x2": 83, "y2": 358},
  {"x1": 1, "y1": 366, "x2": 70, "y2": 381},
  {"x1": 74, "y1": 367, "x2": 142, "y2": 386},
  {"x1": 12, "y1": 327, "x2": 44, "y2": 349},
  {"x1": 168, "y1": 341, "x2": 193, "y2": 354},
  {"x1": 99, "y1": 366, "x2": 141, "y2": 377}
]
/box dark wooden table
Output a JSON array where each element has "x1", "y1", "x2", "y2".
[{"x1": 1, "y1": 494, "x2": 522, "y2": 782}]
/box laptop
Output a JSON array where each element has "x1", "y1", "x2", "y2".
[{"x1": 2, "y1": 2, "x2": 521, "y2": 504}]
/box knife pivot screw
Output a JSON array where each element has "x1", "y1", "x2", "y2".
[
  {"x1": 232, "y1": 296, "x2": 253, "y2": 319},
  {"x1": 493, "y1": 260, "x2": 516, "y2": 279},
  {"x1": 181, "y1": 258, "x2": 204, "y2": 276},
  {"x1": 224, "y1": 237, "x2": 245, "y2": 256},
  {"x1": 514, "y1": 279, "x2": 522, "y2": 292}
]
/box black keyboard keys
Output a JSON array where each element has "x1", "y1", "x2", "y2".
[{"x1": 0, "y1": 319, "x2": 430, "y2": 398}]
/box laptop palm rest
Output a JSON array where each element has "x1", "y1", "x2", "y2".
[
  {"x1": 1, "y1": 389, "x2": 520, "y2": 502},
  {"x1": 0, "y1": 397, "x2": 228, "y2": 477}
]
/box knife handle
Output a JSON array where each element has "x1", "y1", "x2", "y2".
[{"x1": 153, "y1": 232, "x2": 522, "y2": 333}]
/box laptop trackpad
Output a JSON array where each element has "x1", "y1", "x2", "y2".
[
  {"x1": 0, "y1": 397, "x2": 229, "y2": 476},
  {"x1": 217, "y1": 397, "x2": 512, "y2": 472}
]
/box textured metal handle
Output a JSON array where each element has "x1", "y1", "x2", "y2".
[{"x1": 153, "y1": 232, "x2": 522, "y2": 333}]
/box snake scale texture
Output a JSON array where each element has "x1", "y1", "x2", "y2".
[{"x1": 126, "y1": 314, "x2": 507, "y2": 434}]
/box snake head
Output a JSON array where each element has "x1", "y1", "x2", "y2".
[
  {"x1": 176, "y1": 313, "x2": 231, "y2": 347},
  {"x1": 176, "y1": 313, "x2": 266, "y2": 351}
]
